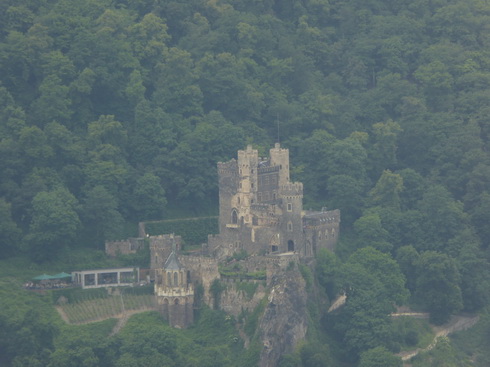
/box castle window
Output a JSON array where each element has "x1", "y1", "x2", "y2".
[
  {"x1": 318, "y1": 231, "x2": 322, "y2": 240},
  {"x1": 271, "y1": 245, "x2": 278, "y2": 252},
  {"x1": 232, "y1": 209, "x2": 238, "y2": 224},
  {"x1": 288, "y1": 221, "x2": 293, "y2": 232},
  {"x1": 187, "y1": 271, "x2": 191, "y2": 284},
  {"x1": 174, "y1": 272, "x2": 178, "y2": 286},
  {"x1": 273, "y1": 192, "x2": 276, "y2": 200},
  {"x1": 332, "y1": 228, "x2": 336, "y2": 238},
  {"x1": 251, "y1": 169, "x2": 254, "y2": 174},
  {"x1": 288, "y1": 240, "x2": 295, "y2": 252},
  {"x1": 287, "y1": 203, "x2": 292, "y2": 212},
  {"x1": 167, "y1": 272, "x2": 172, "y2": 286},
  {"x1": 325, "y1": 230, "x2": 329, "y2": 239}
]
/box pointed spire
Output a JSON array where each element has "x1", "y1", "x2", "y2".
[{"x1": 164, "y1": 234, "x2": 183, "y2": 271}]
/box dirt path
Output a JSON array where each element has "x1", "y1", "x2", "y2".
[
  {"x1": 396, "y1": 314, "x2": 480, "y2": 363},
  {"x1": 327, "y1": 299, "x2": 480, "y2": 363}
]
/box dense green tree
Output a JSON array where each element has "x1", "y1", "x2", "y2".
[
  {"x1": 347, "y1": 247, "x2": 408, "y2": 305},
  {"x1": 316, "y1": 248, "x2": 340, "y2": 300},
  {"x1": 333, "y1": 248, "x2": 408, "y2": 356},
  {"x1": 396, "y1": 168, "x2": 425, "y2": 210},
  {"x1": 470, "y1": 192, "x2": 490, "y2": 248},
  {"x1": 335, "y1": 262, "x2": 395, "y2": 356},
  {"x1": 457, "y1": 243, "x2": 490, "y2": 312},
  {"x1": 417, "y1": 185, "x2": 468, "y2": 251},
  {"x1": 81, "y1": 185, "x2": 124, "y2": 248},
  {"x1": 359, "y1": 346, "x2": 402, "y2": 367},
  {"x1": 24, "y1": 187, "x2": 80, "y2": 262},
  {"x1": 0, "y1": 198, "x2": 21, "y2": 258},
  {"x1": 415, "y1": 251, "x2": 463, "y2": 324},
  {"x1": 369, "y1": 119, "x2": 402, "y2": 177},
  {"x1": 368, "y1": 170, "x2": 404, "y2": 210},
  {"x1": 0, "y1": 282, "x2": 58, "y2": 366},
  {"x1": 396, "y1": 245, "x2": 420, "y2": 293},
  {"x1": 300, "y1": 341, "x2": 332, "y2": 367},
  {"x1": 327, "y1": 174, "x2": 364, "y2": 225},
  {"x1": 131, "y1": 173, "x2": 167, "y2": 221},
  {"x1": 353, "y1": 213, "x2": 392, "y2": 253}
]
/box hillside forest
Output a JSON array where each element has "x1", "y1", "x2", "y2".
[{"x1": 1, "y1": 0, "x2": 490, "y2": 366}]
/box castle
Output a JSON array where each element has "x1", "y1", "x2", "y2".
[{"x1": 107, "y1": 143, "x2": 340, "y2": 328}]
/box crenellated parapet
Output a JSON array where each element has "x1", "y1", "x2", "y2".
[
  {"x1": 217, "y1": 159, "x2": 238, "y2": 177},
  {"x1": 280, "y1": 182, "x2": 303, "y2": 197},
  {"x1": 258, "y1": 165, "x2": 280, "y2": 174},
  {"x1": 303, "y1": 209, "x2": 340, "y2": 227}
]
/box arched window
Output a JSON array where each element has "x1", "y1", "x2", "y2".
[
  {"x1": 288, "y1": 221, "x2": 293, "y2": 232},
  {"x1": 332, "y1": 228, "x2": 336, "y2": 238},
  {"x1": 325, "y1": 230, "x2": 329, "y2": 239},
  {"x1": 232, "y1": 209, "x2": 238, "y2": 224},
  {"x1": 174, "y1": 298, "x2": 179, "y2": 305},
  {"x1": 288, "y1": 240, "x2": 295, "y2": 252},
  {"x1": 174, "y1": 272, "x2": 178, "y2": 286},
  {"x1": 167, "y1": 272, "x2": 171, "y2": 286}
]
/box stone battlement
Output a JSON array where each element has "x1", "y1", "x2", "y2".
[
  {"x1": 280, "y1": 182, "x2": 303, "y2": 196},
  {"x1": 258, "y1": 165, "x2": 280, "y2": 174}
]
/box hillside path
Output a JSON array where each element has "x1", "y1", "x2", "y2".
[{"x1": 396, "y1": 314, "x2": 480, "y2": 363}]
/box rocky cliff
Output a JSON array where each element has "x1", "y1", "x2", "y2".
[{"x1": 256, "y1": 266, "x2": 308, "y2": 367}]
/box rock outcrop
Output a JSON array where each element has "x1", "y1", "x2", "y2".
[{"x1": 257, "y1": 266, "x2": 308, "y2": 367}]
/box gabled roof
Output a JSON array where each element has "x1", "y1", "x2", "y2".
[
  {"x1": 163, "y1": 236, "x2": 184, "y2": 270},
  {"x1": 164, "y1": 250, "x2": 183, "y2": 270}
]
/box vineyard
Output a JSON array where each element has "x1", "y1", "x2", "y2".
[{"x1": 57, "y1": 292, "x2": 157, "y2": 324}]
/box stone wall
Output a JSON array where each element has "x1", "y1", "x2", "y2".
[
  {"x1": 180, "y1": 255, "x2": 220, "y2": 305},
  {"x1": 150, "y1": 234, "x2": 182, "y2": 270},
  {"x1": 105, "y1": 238, "x2": 144, "y2": 257}
]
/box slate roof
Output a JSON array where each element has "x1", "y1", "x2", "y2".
[{"x1": 164, "y1": 250, "x2": 183, "y2": 270}]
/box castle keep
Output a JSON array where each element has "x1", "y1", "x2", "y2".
[
  {"x1": 210, "y1": 143, "x2": 339, "y2": 259},
  {"x1": 107, "y1": 144, "x2": 340, "y2": 328}
]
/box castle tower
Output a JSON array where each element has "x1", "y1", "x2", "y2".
[
  {"x1": 217, "y1": 145, "x2": 259, "y2": 233},
  {"x1": 154, "y1": 236, "x2": 194, "y2": 328},
  {"x1": 212, "y1": 143, "x2": 339, "y2": 259},
  {"x1": 269, "y1": 143, "x2": 290, "y2": 185}
]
